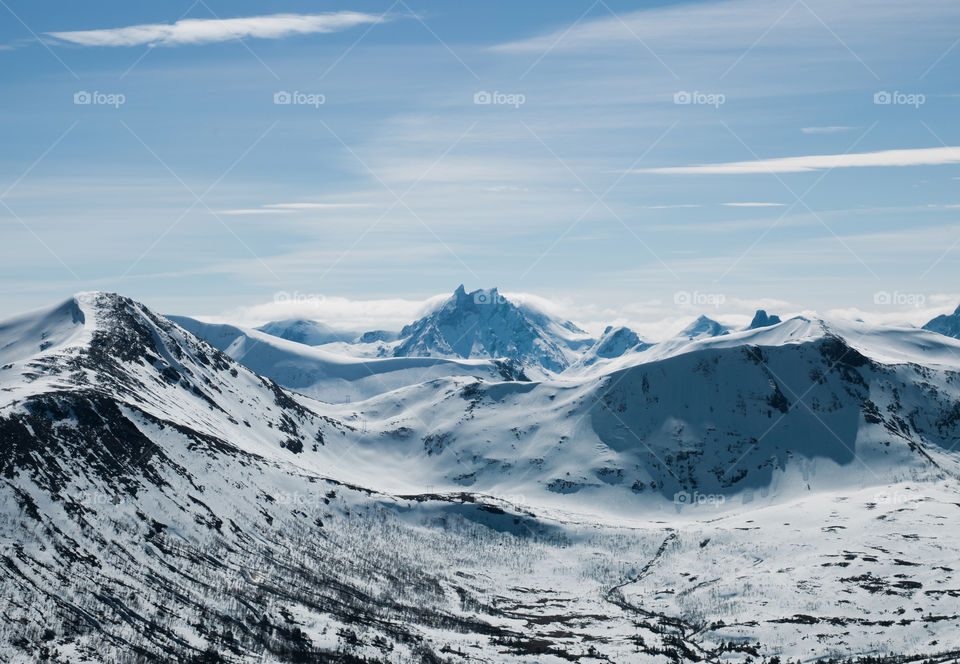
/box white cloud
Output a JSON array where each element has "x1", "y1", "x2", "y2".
[
  {"x1": 632, "y1": 146, "x2": 960, "y2": 175},
  {"x1": 215, "y1": 209, "x2": 295, "y2": 215},
  {"x1": 212, "y1": 293, "x2": 444, "y2": 331},
  {"x1": 493, "y1": 0, "x2": 956, "y2": 54},
  {"x1": 801, "y1": 126, "x2": 856, "y2": 134},
  {"x1": 46, "y1": 12, "x2": 386, "y2": 47},
  {"x1": 722, "y1": 202, "x2": 786, "y2": 207},
  {"x1": 482, "y1": 185, "x2": 529, "y2": 193},
  {"x1": 216, "y1": 202, "x2": 374, "y2": 215},
  {"x1": 826, "y1": 296, "x2": 960, "y2": 327},
  {"x1": 264, "y1": 203, "x2": 374, "y2": 209}
]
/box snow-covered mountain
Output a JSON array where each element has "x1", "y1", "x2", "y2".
[
  {"x1": 391, "y1": 285, "x2": 592, "y2": 373},
  {"x1": 677, "y1": 314, "x2": 730, "y2": 339},
  {"x1": 589, "y1": 325, "x2": 649, "y2": 358},
  {"x1": 343, "y1": 314, "x2": 960, "y2": 507},
  {"x1": 5, "y1": 292, "x2": 960, "y2": 662},
  {"x1": 567, "y1": 325, "x2": 652, "y2": 372},
  {"x1": 256, "y1": 318, "x2": 357, "y2": 345},
  {"x1": 0, "y1": 293, "x2": 341, "y2": 464},
  {"x1": 923, "y1": 302, "x2": 960, "y2": 338}
]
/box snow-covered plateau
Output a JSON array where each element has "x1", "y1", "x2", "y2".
[{"x1": 2, "y1": 289, "x2": 960, "y2": 663}]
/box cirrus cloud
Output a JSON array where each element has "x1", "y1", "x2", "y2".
[
  {"x1": 722, "y1": 202, "x2": 786, "y2": 207},
  {"x1": 46, "y1": 12, "x2": 387, "y2": 47},
  {"x1": 630, "y1": 146, "x2": 960, "y2": 175}
]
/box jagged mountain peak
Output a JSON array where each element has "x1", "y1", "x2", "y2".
[
  {"x1": 747, "y1": 309, "x2": 782, "y2": 330},
  {"x1": 393, "y1": 286, "x2": 590, "y2": 373}
]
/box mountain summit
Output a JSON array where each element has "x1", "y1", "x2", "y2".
[
  {"x1": 678, "y1": 315, "x2": 729, "y2": 340},
  {"x1": 392, "y1": 285, "x2": 590, "y2": 372}
]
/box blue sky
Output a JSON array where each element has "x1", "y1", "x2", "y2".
[{"x1": 1, "y1": 0, "x2": 959, "y2": 335}]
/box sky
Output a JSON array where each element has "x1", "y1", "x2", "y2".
[{"x1": 1, "y1": 0, "x2": 959, "y2": 337}]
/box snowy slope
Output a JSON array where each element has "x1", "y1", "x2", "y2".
[{"x1": 330, "y1": 322, "x2": 960, "y2": 519}]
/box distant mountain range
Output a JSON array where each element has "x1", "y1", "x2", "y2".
[
  {"x1": 213, "y1": 287, "x2": 960, "y2": 381},
  {"x1": 243, "y1": 286, "x2": 806, "y2": 376}
]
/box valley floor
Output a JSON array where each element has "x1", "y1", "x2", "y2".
[{"x1": 3, "y1": 473, "x2": 959, "y2": 664}]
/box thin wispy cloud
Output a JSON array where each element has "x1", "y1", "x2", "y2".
[
  {"x1": 264, "y1": 203, "x2": 373, "y2": 210},
  {"x1": 46, "y1": 12, "x2": 388, "y2": 47},
  {"x1": 492, "y1": 0, "x2": 957, "y2": 54},
  {"x1": 215, "y1": 209, "x2": 295, "y2": 216},
  {"x1": 801, "y1": 126, "x2": 855, "y2": 134},
  {"x1": 722, "y1": 202, "x2": 786, "y2": 207},
  {"x1": 632, "y1": 146, "x2": 960, "y2": 175},
  {"x1": 217, "y1": 202, "x2": 374, "y2": 215}
]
